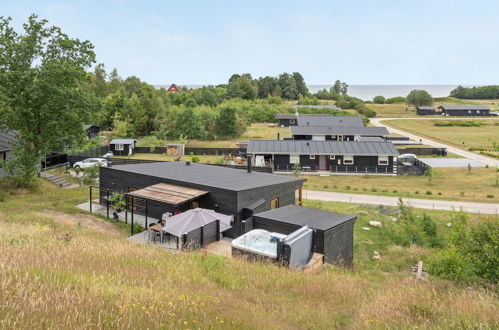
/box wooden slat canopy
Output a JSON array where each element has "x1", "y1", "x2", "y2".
[{"x1": 127, "y1": 183, "x2": 208, "y2": 205}]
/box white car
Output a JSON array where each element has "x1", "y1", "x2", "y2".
[
  {"x1": 396, "y1": 154, "x2": 417, "y2": 163},
  {"x1": 73, "y1": 158, "x2": 108, "y2": 170}
]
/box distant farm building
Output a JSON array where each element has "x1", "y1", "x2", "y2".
[
  {"x1": 416, "y1": 106, "x2": 436, "y2": 115},
  {"x1": 438, "y1": 105, "x2": 491, "y2": 116},
  {"x1": 167, "y1": 84, "x2": 180, "y2": 93}
]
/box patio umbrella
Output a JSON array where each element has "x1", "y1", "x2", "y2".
[{"x1": 162, "y1": 208, "x2": 232, "y2": 237}]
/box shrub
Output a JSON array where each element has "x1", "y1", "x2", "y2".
[
  {"x1": 191, "y1": 156, "x2": 200, "y2": 163},
  {"x1": 345, "y1": 185, "x2": 351, "y2": 190},
  {"x1": 392, "y1": 190, "x2": 398, "y2": 193},
  {"x1": 438, "y1": 192, "x2": 442, "y2": 195},
  {"x1": 428, "y1": 216, "x2": 499, "y2": 282},
  {"x1": 415, "y1": 191, "x2": 419, "y2": 194},
  {"x1": 486, "y1": 194, "x2": 494, "y2": 198},
  {"x1": 385, "y1": 96, "x2": 406, "y2": 104},
  {"x1": 373, "y1": 95, "x2": 385, "y2": 104},
  {"x1": 371, "y1": 188, "x2": 377, "y2": 192},
  {"x1": 426, "y1": 190, "x2": 432, "y2": 195}
]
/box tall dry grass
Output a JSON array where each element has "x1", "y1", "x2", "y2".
[{"x1": 1, "y1": 210, "x2": 497, "y2": 329}]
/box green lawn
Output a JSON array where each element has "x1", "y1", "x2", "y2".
[
  {"x1": 0, "y1": 180, "x2": 497, "y2": 328},
  {"x1": 384, "y1": 118, "x2": 499, "y2": 151},
  {"x1": 302, "y1": 167, "x2": 499, "y2": 203}
]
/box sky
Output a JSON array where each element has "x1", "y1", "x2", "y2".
[{"x1": 2, "y1": 0, "x2": 499, "y2": 86}]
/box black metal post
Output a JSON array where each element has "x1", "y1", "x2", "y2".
[
  {"x1": 200, "y1": 225, "x2": 204, "y2": 247},
  {"x1": 216, "y1": 219, "x2": 221, "y2": 240},
  {"x1": 106, "y1": 189, "x2": 110, "y2": 219},
  {"x1": 182, "y1": 234, "x2": 187, "y2": 250},
  {"x1": 125, "y1": 194, "x2": 128, "y2": 224},
  {"x1": 145, "y1": 199, "x2": 148, "y2": 229},
  {"x1": 89, "y1": 186, "x2": 92, "y2": 213},
  {"x1": 131, "y1": 208, "x2": 134, "y2": 236}
]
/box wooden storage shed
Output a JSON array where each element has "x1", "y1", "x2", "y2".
[
  {"x1": 109, "y1": 139, "x2": 137, "y2": 156},
  {"x1": 253, "y1": 205, "x2": 356, "y2": 267}
]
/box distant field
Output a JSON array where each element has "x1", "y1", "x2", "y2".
[
  {"x1": 368, "y1": 98, "x2": 499, "y2": 118},
  {"x1": 302, "y1": 167, "x2": 499, "y2": 203},
  {"x1": 384, "y1": 118, "x2": 499, "y2": 151}
]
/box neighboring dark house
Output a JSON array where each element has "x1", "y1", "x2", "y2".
[
  {"x1": 247, "y1": 140, "x2": 399, "y2": 174},
  {"x1": 252, "y1": 205, "x2": 356, "y2": 267},
  {"x1": 290, "y1": 125, "x2": 389, "y2": 141},
  {"x1": 416, "y1": 106, "x2": 436, "y2": 115},
  {"x1": 297, "y1": 114, "x2": 364, "y2": 127},
  {"x1": 84, "y1": 125, "x2": 100, "y2": 139},
  {"x1": 437, "y1": 105, "x2": 491, "y2": 116},
  {"x1": 292, "y1": 104, "x2": 342, "y2": 110},
  {"x1": 99, "y1": 161, "x2": 305, "y2": 237},
  {"x1": 275, "y1": 113, "x2": 298, "y2": 127},
  {"x1": 0, "y1": 129, "x2": 17, "y2": 177},
  {"x1": 109, "y1": 139, "x2": 137, "y2": 156}
]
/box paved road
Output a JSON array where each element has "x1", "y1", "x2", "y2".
[
  {"x1": 422, "y1": 158, "x2": 486, "y2": 168},
  {"x1": 371, "y1": 118, "x2": 499, "y2": 167},
  {"x1": 303, "y1": 190, "x2": 499, "y2": 215}
]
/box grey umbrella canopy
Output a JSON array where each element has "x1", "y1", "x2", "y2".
[{"x1": 162, "y1": 208, "x2": 232, "y2": 237}]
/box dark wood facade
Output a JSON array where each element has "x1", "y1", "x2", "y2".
[
  {"x1": 271, "y1": 154, "x2": 395, "y2": 174},
  {"x1": 252, "y1": 214, "x2": 356, "y2": 267},
  {"x1": 277, "y1": 118, "x2": 297, "y2": 127},
  {"x1": 99, "y1": 167, "x2": 304, "y2": 238},
  {"x1": 292, "y1": 134, "x2": 357, "y2": 141},
  {"x1": 110, "y1": 141, "x2": 136, "y2": 156}
]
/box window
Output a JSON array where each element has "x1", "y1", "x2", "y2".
[
  {"x1": 309, "y1": 155, "x2": 316, "y2": 159},
  {"x1": 290, "y1": 119, "x2": 296, "y2": 124},
  {"x1": 290, "y1": 155, "x2": 300, "y2": 164},
  {"x1": 295, "y1": 188, "x2": 302, "y2": 206},
  {"x1": 468, "y1": 110, "x2": 472, "y2": 114},
  {"x1": 330, "y1": 155, "x2": 335, "y2": 160},
  {"x1": 378, "y1": 156, "x2": 389, "y2": 165},
  {"x1": 270, "y1": 198, "x2": 279, "y2": 209},
  {"x1": 343, "y1": 156, "x2": 354, "y2": 165},
  {"x1": 115, "y1": 144, "x2": 124, "y2": 151}
]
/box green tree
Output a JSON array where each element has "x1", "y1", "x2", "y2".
[
  {"x1": 292, "y1": 72, "x2": 309, "y2": 97},
  {"x1": 373, "y1": 95, "x2": 385, "y2": 104},
  {"x1": 0, "y1": 15, "x2": 96, "y2": 186},
  {"x1": 175, "y1": 107, "x2": 206, "y2": 139},
  {"x1": 283, "y1": 77, "x2": 299, "y2": 99},
  {"x1": 331, "y1": 80, "x2": 342, "y2": 95},
  {"x1": 406, "y1": 89, "x2": 433, "y2": 107},
  {"x1": 216, "y1": 105, "x2": 238, "y2": 137}
]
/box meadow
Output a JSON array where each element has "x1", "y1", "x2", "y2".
[
  {"x1": 384, "y1": 118, "x2": 499, "y2": 151},
  {"x1": 0, "y1": 180, "x2": 497, "y2": 328},
  {"x1": 302, "y1": 167, "x2": 499, "y2": 203}
]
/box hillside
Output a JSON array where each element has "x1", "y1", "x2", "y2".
[{"x1": 0, "y1": 182, "x2": 497, "y2": 329}]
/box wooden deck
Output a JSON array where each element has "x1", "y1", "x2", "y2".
[{"x1": 203, "y1": 240, "x2": 324, "y2": 271}]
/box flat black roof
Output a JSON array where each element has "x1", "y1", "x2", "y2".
[
  {"x1": 297, "y1": 115, "x2": 364, "y2": 127},
  {"x1": 254, "y1": 205, "x2": 355, "y2": 231},
  {"x1": 291, "y1": 125, "x2": 389, "y2": 136},
  {"x1": 108, "y1": 161, "x2": 305, "y2": 191},
  {"x1": 438, "y1": 105, "x2": 490, "y2": 111}
]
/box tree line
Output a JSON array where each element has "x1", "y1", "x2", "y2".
[{"x1": 450, "y1": 85, "x2": 499, "y2": 99}]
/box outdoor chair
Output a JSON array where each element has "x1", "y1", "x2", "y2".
[{"x1": 148, "y1": 223, "x2": 161, "y2": 243}]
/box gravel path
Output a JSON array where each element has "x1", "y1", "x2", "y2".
[{"x1": 303, "y1": 190, "x2": 499, "y2": 215}]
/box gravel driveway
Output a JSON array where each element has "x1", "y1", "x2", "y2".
[{"x1": 421, "y1": 158, "x2": 486, "y2": 168}]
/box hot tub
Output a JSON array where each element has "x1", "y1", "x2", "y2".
[{"x1": 231, "y1": 229, "x2": 286, "y2": 262}]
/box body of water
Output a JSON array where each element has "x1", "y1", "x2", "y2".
[{"x1": 156, "y1": 84, "x2": 464, "y2": 101}]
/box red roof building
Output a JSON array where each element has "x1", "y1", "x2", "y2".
[{"x1": 167, "y1": 84, "x2": 180, "y2": 93}]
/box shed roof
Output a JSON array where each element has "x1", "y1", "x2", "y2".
[
  {"x1": 275, "y1": 113, "x2": 297, "y2": 120},
  {"x1": 0, "y1": 129, "x2": 17, "y2": 152},
  {"x1": 110, "y1": 139, "x2": 137, "y2": 145},
  {"x1": 254, "y1": 205, "x2": 355, "y2": 231},
  {"x1": 84, "y1": 124, "x2": 100, "y2": 130},
  {"x1": 247, "y1": 140, "x2": 399, "y2": 156},
  {"x1": 109, "y1": 161, "x2": 305, "y2": 191},
  {"x1": 127, "y1": 183, "x2": 208, "y2": 205},
  {"x1": 297, "y1": 115, "x2": 363, "y2": 127},
  {"x1": 291, "y1": 125, "x2": 389, "y2": 136},
  {"x1": 438, "y1": 105, "x2": 490, "y2": 111},
  {"x1": 293, "y1": 104, "x2": 341, "y2": 110}
]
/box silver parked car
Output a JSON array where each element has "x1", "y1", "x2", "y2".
[{"x1": 73, "y1": 158, "x2": 108, "y2": 170}]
